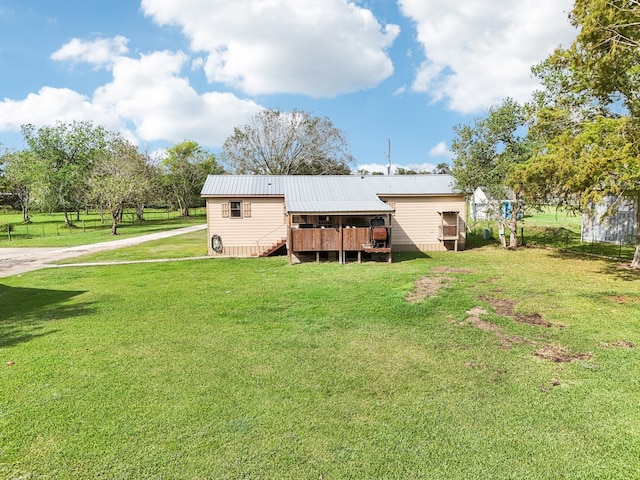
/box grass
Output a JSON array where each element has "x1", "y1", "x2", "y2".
[
  {"x1": 467, "y1": 206, "x2": 637, "y2": 261},
  {"x1": 54, "y1": 229, "x2": 209, "y2": 264},
  {"x1": 0, "y1": 209, "x2": 206, "y2": 248},
  {"x1": 2, "y1": 243, "x2": 640, "y2": 478}
]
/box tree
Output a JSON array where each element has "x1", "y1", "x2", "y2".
[
  {"x1": 221, "y1": 108, "x2": 354, "y2": 175},
  {"x1": 395, "y1": 167, "x2": 419, "y2": 175},
  {"x1": 524, "y1": 0, "x2": 640, "y2": 268},
  {"x1": 451, "y1": 98, "x2": 532, "y2": 248},
  {"x1": 88, "y1": 137, "x2": 155, "y2": 235},
  {"x1": 1, "y1": 149, "x2": 38, "y2": 221},
  {"x1": 162, "y1": 140, "x2": 224, "y2": 216},
  {"x1": 22, "y1": 121, "x2": 110, "y2": 225},
  {"x1": 433, "y1": 163, "x2": 451, "y2": 174}
]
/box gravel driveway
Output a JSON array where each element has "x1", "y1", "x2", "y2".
[{"x1": 0, "y1": 224, "x2": 207, "y2": 278}]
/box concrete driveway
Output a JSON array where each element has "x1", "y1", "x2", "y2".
[{"x1": 0, "y1": 224, "x2": 207, "y2": 278}]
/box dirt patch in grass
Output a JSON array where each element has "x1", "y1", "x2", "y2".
[
  {"x1": 465, "y1": 307, "x2": 531, "y2": 349},
  {"x1": 599, "y1": 340, "x2": 636, "y2": 349},
  {"x1": 515, "y1": 312, "x2": 553, "y2": 328},
  {"x1": 405, "y1": 275, "x2": 453, "y2": 303},
  {"x1": 480, "y1": 295, "x2": 553, "y2": 328},
  {"x1": 534, "y1": 345, "x2": 593, "y2": 363},
  {"x1": 539, "y1": 378, "x2": 562, "y2": 393},
  {"x1": 432, "y1": 266, "x2": 475, "y2": 274},
  {"x1": 465, "y1": 307, "x2": 587, "y2": 360},
  {"x1": 608, "y1": 295, "x2": 640, "y2": 304}
]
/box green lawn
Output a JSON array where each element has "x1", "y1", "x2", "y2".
[
  {"x1": 0, "y1": 209, "x2": 206, "y2": 248},
  {"x1": 467, "y1": 206, "x2": 637, "y2": 261},
  {"x1": 54, "y1": 228, "x2": 209, "y2": 264},
  {"x1": 2, "y1": 244, "x2": 639, "y2": 478}
]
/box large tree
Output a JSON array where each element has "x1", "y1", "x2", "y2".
[
  {"x1": 221, "y1": 108, "x2": 354, "y2": 175},
  {"x1": 162, "y1": 140, "x2": 224, "y2": 216},
  {"x1": 451, "y1": 98, "x2": 532, "y2": 248},
  {"x1": 22, "y1": 121, "x2": 110, "y2": 225},
  {"x1": 89, "y1": 137, "x2": 155, "y2": 235},
  {"x1": 524, "y1": 0, "x2": 640, "y2": 268},
  {"x1": 1, "y1": 149, "x2": 38, "y2": 221}
]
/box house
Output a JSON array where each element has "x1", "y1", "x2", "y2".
[
  {"x1": 470, "y1": 187, "x2": 523, "y2": 221},
  {"x1": 582, "y1": 197, "x2": 638, "y2": 245},
  {"x1": 200, "y1": 175, "x2": 466, "y2": 263}
]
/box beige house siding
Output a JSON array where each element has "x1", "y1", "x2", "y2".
[
  {"x1": 382, "y1": 195, "x2": 467, "y2": 252},
  {"x1": 205, "y1": 197, "x2": 286, "y2": 256}
]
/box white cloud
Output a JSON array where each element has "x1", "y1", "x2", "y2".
[
  {"x1": 93, "y1": 50, "x2": 261, "y2": 145},
  {"x1": 0, "y1": 87, "x2": 121, "y2": 131},
  {"x1": 0, "y1": 43, "x2": 262, "y2": 148},
  {"x1": 399, "y1": 0, "x2": 576, "y2": 113},
  {"x1": 51, "y1": 36, "x2": 130, "y2": 67},
  {"x1": 428, "y1": 141, "x2": 453, "y2": 159},
  {"x1": 141, "y1": 0, "x2": 399, "y2": 97},
  {"x1": 356, "y1": 163, "x2": 391, "y2": 174},
  {"x1": 393, "y1": 85, "x2": 407, "y2": 96}
]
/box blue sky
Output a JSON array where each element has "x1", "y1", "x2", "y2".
[{"x1": 0, "y1": 0, "x2": 576, "y2": 172}]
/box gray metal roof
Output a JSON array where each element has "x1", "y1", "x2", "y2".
[{"x1": 201, "y1": 175, "x2": 459, "y2": 214}]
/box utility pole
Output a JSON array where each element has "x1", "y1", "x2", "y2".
[{"x1": 387, "y1": 138, "x2": 391, "y2": 175}]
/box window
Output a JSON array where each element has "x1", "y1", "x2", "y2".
[
  {"x1": 230, "y1": 201, "x2": 242, "y2": 218},
  {"x1": 222, "y1": 200, "x2": 251, "y2": 219}
]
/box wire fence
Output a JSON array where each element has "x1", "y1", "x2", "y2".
[
  {"x1": 0, "y1": 208, "x2": 206, "y2": 242},
  {"x1": 468, "y1": 225, "x2": 637, "y2": 261}
]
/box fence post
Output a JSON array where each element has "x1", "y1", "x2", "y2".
[{"x1": 7, "y1": 226, "x2": 10, "y2": 241}]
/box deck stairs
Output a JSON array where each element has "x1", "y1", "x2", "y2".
[{"x1": 258, "y1": 237, "x2": 288, "y2": 257}]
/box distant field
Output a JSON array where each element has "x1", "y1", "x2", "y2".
[
  {"x1": 2, "y1": 242, "x2": 639, "y2": 478},
  {"x1": 0, "y1": 208, "x2": 206, "y2": 247}
]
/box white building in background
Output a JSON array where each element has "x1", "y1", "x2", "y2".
[{"x1": 582, "y1": 197, "x2": 638, "y2": 245}]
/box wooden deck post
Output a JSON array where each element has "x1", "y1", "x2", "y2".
[
  {"x1": 338, "y1": 217, "x2": 343, "y2": 264},
  {"x1": 287, "y1": 213, "x2": 293, "y2": 265}
]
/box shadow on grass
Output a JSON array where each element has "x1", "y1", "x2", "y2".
[
  {"x1": 392, "y1": 252, "x2": 431, "y2": 262},
  {"x1": 465, "y1": 231, "x2": 499, "y2": 250},
  {"x1": 0, "y1": 284, "x2": 91, "y2": 348},
  {"x1": 544, "y1": 250, "x2": 640, "y2": 281}
]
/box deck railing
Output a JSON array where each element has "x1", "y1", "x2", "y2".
[{"x1": 291, "y1": 227, "x2": 386, "y2": 252}]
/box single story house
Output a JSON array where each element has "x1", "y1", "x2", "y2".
[{"x1": 200, "y1": 174, "x2": 466, "y2": 263}]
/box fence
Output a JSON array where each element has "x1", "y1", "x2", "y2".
[
  {"x1": 468, "y1": 225, "x2": 637, "y2": 262},
  {"x1": 0, "y1": 208, "x2": 205, "y2": 242}
]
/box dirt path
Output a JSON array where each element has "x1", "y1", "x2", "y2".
[{"x1": 0, "y1": 224, "x2": 207, "y2": 278}]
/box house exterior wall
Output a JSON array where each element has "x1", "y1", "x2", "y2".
[
  {"x1": 382, "y1": 195, "x2": 467, "y2": 251},
  {"x1": 205, "y1": 196, "x2": 287, "y2": 256}
]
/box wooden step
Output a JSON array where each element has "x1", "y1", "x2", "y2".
[{"x1": 259, "y1": 238, "x2": 287, "y2": 257}]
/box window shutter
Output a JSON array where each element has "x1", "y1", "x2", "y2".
[
  {"x1": 243, "y1": 202, "x2": 251, "y2": 218},
  {"x1": 221, "y1": 202, "x2": 229, "y2": 218}
]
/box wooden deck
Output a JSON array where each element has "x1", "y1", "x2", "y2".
[{"x1": 290, "y1": 227, "x2": 391, "y2": 263}]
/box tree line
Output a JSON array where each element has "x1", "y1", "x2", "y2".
[
  {"x1": 0, "y1": 122, "x2": 223, "y2": 235},
  {"x1": 1, "y1": 108, "x2": 419, "y2": 236},
  {"x1": 450, "y1": 0, "x2": 640, "y2": 269}
]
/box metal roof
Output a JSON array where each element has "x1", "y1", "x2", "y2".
[{"x1": 201, "y1": 175, "x2": 459, "y2": 214}]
